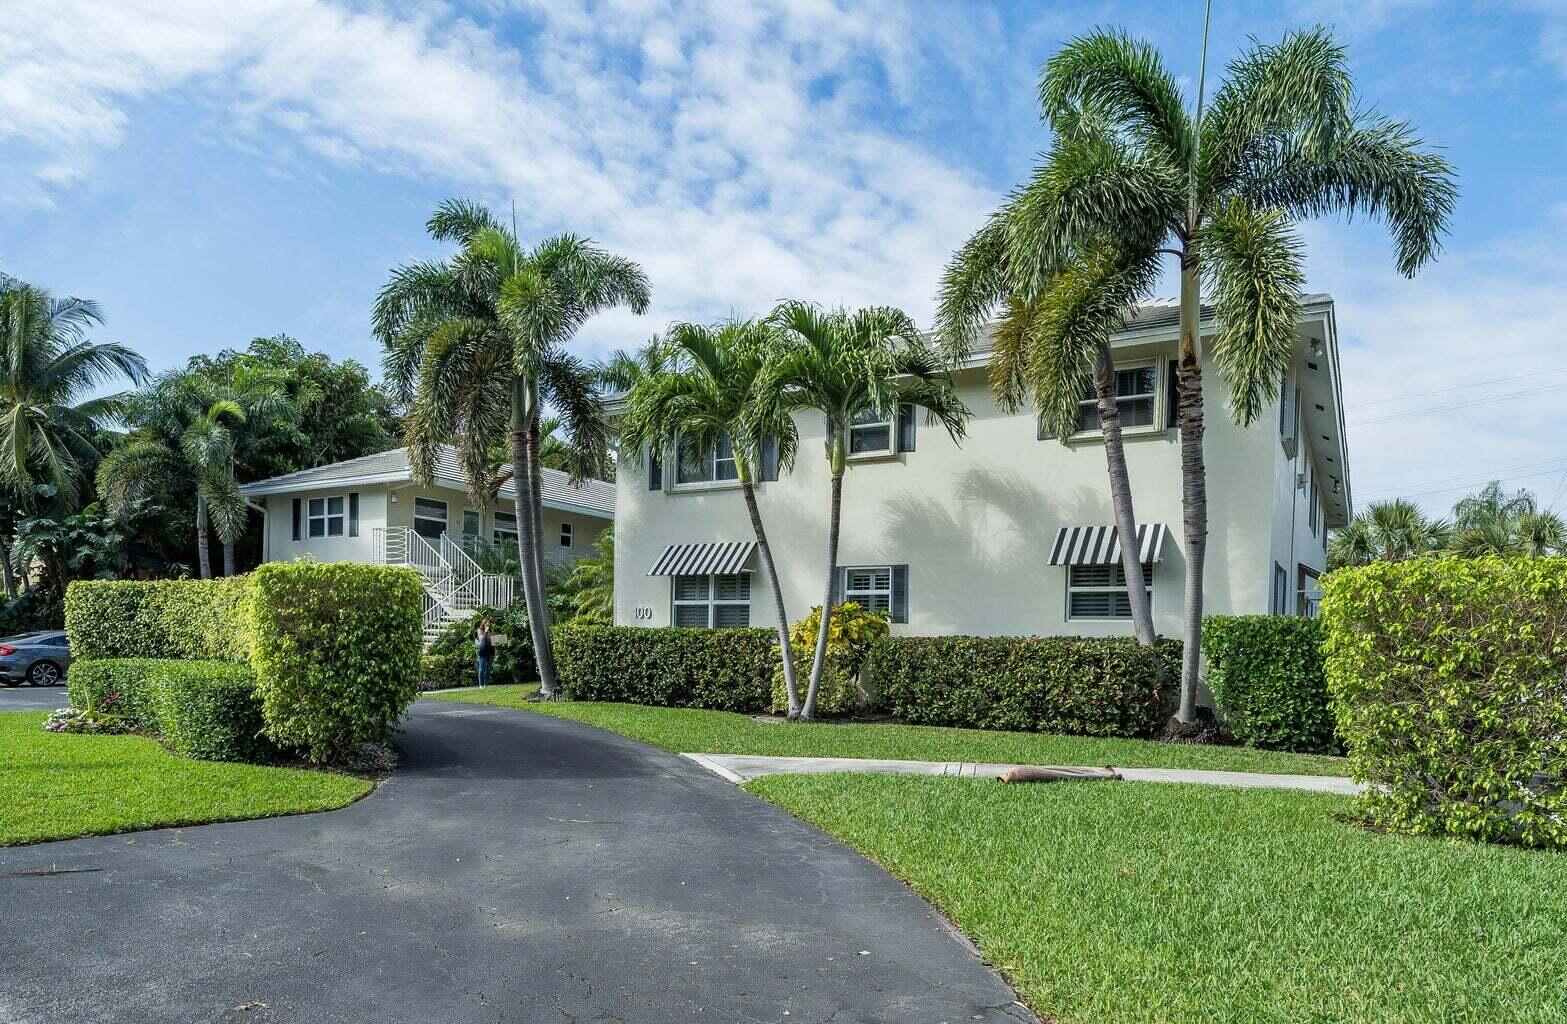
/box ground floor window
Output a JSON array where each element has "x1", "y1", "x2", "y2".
[
  {"x1": 308, "y1": 495, "x2": 346, "y2": 538},
  {"x1": 844, "y1": 565, "x2": 893, "y2": 615},
  {"x1": 493, "y1": 510, "x2": 518, "y2": 547},
  {"x1": 1272, "y1": 562, "x2": 1290, "y2": 615},
  {"x1": 1297, "y1": 565, "x2": 1322, "y2": 618},
  {"x1": 672, "y1": 573, "x2": 751, "y2": 627},
  {"x1": 413, "y1": 496, "x2": 448, "y2": 539},
  {"x1": 560, "y1": 522, "x2": 573, "y2": 548},
  {"x1": 1066, "y1": 562, "x2": 1153, "y2": 620}
]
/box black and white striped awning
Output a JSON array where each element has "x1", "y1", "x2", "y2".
[
  {"x1": 647, "y1": 541, "x2": 756, "y2": 576},
  {"x1": 1047, "y1": 524, "x2": 1168, "y2": 566}
]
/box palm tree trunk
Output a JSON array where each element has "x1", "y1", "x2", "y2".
[
  {"x1": 741, "y1": 474, "x2": 799, "y2": 717},
  {"x1": 511, "y1": 378, "x2": 558, "y2": 699},
  {"x1": 223, "y1": 540, "x2": 236, "y2": 577},
  {"x1": 1094, "y1": 344, "x2": 1155, "y2": 647},
  {"x1": 1175, "y1": 250, "x2": 1207, "y2": 724},
  {"x1": 524, "y1": 389, "x2": 561, "y2": 696},
  {"x1": 802, "y1": 467, "x2": 844, "y2": 722},
  {"x1": 195, "y1": 495, "x2": 212, "y2": 580},
  {"x1": 0, "y1": 537, "x2": 17, "y2": 600}
]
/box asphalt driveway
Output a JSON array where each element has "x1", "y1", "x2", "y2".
[
  {"x1": 0, "y1": 699, "x2": 1035, "y2": 1023},
  {"x1": 0, "y1": 681, "x2": 68, "y2": 711}
]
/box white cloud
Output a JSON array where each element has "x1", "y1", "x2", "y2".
[{"x1": 0, "y1": 0, "x2": 1000, "y2": 349}]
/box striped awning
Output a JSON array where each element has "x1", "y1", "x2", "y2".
[
  {"x1": 647, "y1": 541, "x2": 756, "y2": 576},
  {"x1": 1047, "y1": 524, "x2": 1168, "y2": 566}
]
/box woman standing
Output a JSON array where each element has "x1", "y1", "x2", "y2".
[{"x1": 475, "y1": 617, "x2": 495, "y2": 688}]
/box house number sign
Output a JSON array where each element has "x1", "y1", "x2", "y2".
[{"x1": 633, "y1": 607, "x2": 655, "y2": 620}]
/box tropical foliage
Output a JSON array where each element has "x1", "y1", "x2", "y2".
[
  {"x1": 754, "y1": 301, "x2": 969, "y2": 719},
  {"x1": 1328, "y1": 482, "x2": 1567, "y2": 568},
  {"x1": 934, "y1": 25, "x2": 1457, "y2": 725},
  {"x1": 375, "y1": 197, "x2": 649, "y2": 698}
]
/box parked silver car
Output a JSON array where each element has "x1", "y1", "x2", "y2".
[{"x1": 0, "y1": 630, "x2": 72, "y2": 687}]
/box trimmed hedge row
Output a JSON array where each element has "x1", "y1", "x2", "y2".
[
  {"x1": 555, "y1": 625, "x2": 775, "y2": 711},
  {"x1": 249, "y1": 562, "x2": 424, "y2": 763},
  {"x1": 65, "y1": 577, "x2": 251, "y2": 662},
  {"x1": 866, "y1": 635, "x2": 1180, "y2": 737},
  {"x1": 68, "y1": 658, "x2": 270, "y2": 761},
  {"x1": 1323, "y1": 557, "x2": 1567, "y2": 850},
  {"x1": 1202, "y1": 615, "x2": 1338, "y2": 754}
]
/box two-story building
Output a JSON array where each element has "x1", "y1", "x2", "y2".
[{"x1": 610, "y1": 294, "x2": 1349, "y2": 637}]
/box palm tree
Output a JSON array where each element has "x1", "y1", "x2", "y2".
[
  {"x1": 1448, "y1": 481, "x2": 1566, "y2": 557},
  {"x1": 1326, "y1": 499, "x2": 1450, "y2": 569},
  {"x1": 99, "y1": 370, "x2": 295, "y2": 577},
  {"x1": 936, "y1": 26, "x2": 1456, "y2": 725},
  {"x1": 376, "y1": 198, "x2": 649, "y2": 699},
  {"x1": 555, "y1": 528, "x2": 615, "y2": 622},
  {"x1": 938, "y1": 242, "x2": 1162, "y2": 645},
  {"x1": 620, "y1": 320, "x2": 806, "y2": 715},
  {"x1": 755, "y1": 302, "x2": 969, "y2": 720},
  {"x1": 0, "y1": 274, "x2": 148, "y2": 506}
]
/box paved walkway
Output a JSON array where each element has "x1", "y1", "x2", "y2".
[
  {"x1": 0, "y1": 700, "x2": 1036, "y2": 1024},
  {"x1": 683, "y1": 752, "x2": 1363, "y2": 795}
]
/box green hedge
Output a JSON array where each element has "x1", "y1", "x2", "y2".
[
  {"x1": 1202, "y1": 615, "x2": 1338, "y2": 753},
  {"x1": 555, "y1": 625, "x2": 775, "y2": 711},
  {"x1": 865, "y1": 635, "x2": 1180, "y2": 737},
  {"x1": 1323, "y1": 557, "x2": 1567, "y2": 849},
  {"x1": 248, "y1": 562, "x2": 424, "y2": 763},
  {"x1": 65, "y1": 578, "x2": 251, "y2": 662},
  {"x1": 67, "y1": 658, "x2": 269, "y2": 761}
]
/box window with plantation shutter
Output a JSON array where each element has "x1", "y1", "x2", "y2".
[
  {"x1": 1066, "y1": 562, "x2": 1153, "y2": 620},
  {"x1": 672, "y1": 573, "x2": 750, "y2": 627},
  {"x1": 840, "y1": 564, "x2": 909, "y2": 623}
]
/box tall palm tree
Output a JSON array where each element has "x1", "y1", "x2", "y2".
[
  {"x1": 1326, "y1": 498, "x2": 1450, "y2": 569},
  {"x1": 938, "y1": 240, "x2": 1162, "y2": 644},
  {"x1": 376, "y1": 198, "x2": 649, "y2": 699},
  {"x1": 755, "y1": 302, "x2": 969, "y2": 720},
  {"x1": 100, "y1": 370, "x2": 295, "y2": 577},
  {"x1": 936, "y1": 26, "x2": 1456, "y2": 724},
  {"x1": 0, "y1": 274, "x2": 148, "y2": 505},
  {"x1": 621, "y1": 320, "x2": 806, "y2": 715}
]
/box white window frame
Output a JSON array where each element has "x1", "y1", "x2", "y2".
[
  {"x1": 413, "y1": 496, "x2": 448, "y2": 539},
  {"x1": 1071, "y1": 360, "x2": 1161, "y2": 440},
  {"x1": 560, "y1": 521, "x2": 573, "y2": 548},
  {"x1": 671, "y1": 573, "x2": 751, "y2": 628},
  {"x1": 492, "y1": 510, "x2": 518, "y2": 548},
  {"x1": 462, "y1": 507, "x2": 481, "y2": 540},
  {"x1": 846, "y1": 407, "x2": 897, "y2": 458},
  {"x1": 307, "y1": 495, "x2": 347, "y2": 538},
  {"x1": 1065, "y1": 561, "x2": 1154, "y2": 621},
  {"x1": 843, "y1": 565, "x2": 893, "y2": 616},
  {"x1": 672, "y1": 432, "x2": 741, "y2": 489}
]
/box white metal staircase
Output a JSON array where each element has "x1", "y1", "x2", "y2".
[{"x1": 373, "y1": 527, "x2": 517, "y2": 647}]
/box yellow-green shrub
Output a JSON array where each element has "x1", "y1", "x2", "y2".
[
  {"x1": 65, "y1": 578, "x2": 251, "y2": 662},
  {"x1": 1322, "y1": 557, "x2": 1567, "y2": 849},
  {"x1": 247, "y1": 562, "x2": 424, "y2": 763},
  {"x1": 771, "y1": 603, "x2": 890, "y2": 717}
]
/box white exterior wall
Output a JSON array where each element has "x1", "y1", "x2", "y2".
[
  {"x1": 614, "y1": 333, "x2": 1286, "y2": 638},
  {"x1": 261, "y1": 487, "x2": 389, "y2": 564}
]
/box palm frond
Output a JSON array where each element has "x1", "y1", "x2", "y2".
[
  {"x1": 933, "y1": 213, "x2": 1010, "y2": 363},
  {"x1": 1040, "y1": 29, "x2": 1192, "y2": 169}
]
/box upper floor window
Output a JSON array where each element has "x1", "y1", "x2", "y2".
[
  {"x1": 849, "y1": 408, "x2": 894, "y2": 454},
  {"x1": 673, "y1": 573, "x2": 750, "y2": 627},
  {"x1": 308, "y1": 495, "x2": 346, "y2": 538},
  {"x1": 1066, "y1": 562, "x2": 1153, "y2": 620},
  {"x1": 493, "y1": 510, "x2": 518, "y2": 548},
  {"x1": 1077, "y1": 365, "x2": 1157, "y2": 433},
  {"x1": 676, "y1": 433, "x2": 739, "y2": 485},
  {"x1": 413, "y1": 497, "x2": 448, "y2": 539}
]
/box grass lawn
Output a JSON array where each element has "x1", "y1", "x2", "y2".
[
  {"x1": 748, "y1": 773, "x2": 1567, "y2": 1024},
  {"x1": 425, "y1": 684, "x2": 1350, "y2": 776},
  {"x1": 0, "y1": 711, "x2": 372, "y2": 847}
]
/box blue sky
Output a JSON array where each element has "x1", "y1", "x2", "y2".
[{"x1": 4, "y1": 0, "x2": 1566, "y2": 514}]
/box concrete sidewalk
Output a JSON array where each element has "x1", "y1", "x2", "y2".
[{"x1": 682, "y1": 752, "x2": 1363, "y2": 795}]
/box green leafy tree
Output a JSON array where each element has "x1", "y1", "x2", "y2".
[
  {"x1": 1448, "y1": 481, "x2": 1567, "y2": 557},
  {"x1": 621, "y1": 321, "x2": 805, "y2": 714},
  {"x1": 99, "y1": 370, "x2": 296, "y2": 577},
  {"x1": 935, "y1": 26, "x2": 1456, "y2": 724},
  {"x1": 0, "y1": 274, "x2": 147, "y2": 507},
  {"x1": 754, "y1": 302, "x2": 969, "y2": 720},
  {"x1": 550, "y1": 527, "x2": 615, "y2": 623},
  {"x1": 9, "y1": 499, "x2": 171, "y2": 595},
  {"x1": 375, "y1": 198, "x2": 649, "y2": 699}
]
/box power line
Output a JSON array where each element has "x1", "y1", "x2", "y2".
[
  {"x1": 1369, "y1": 465, "x2": 1567, "y2": 502},
  {"x1": 1363, "y1": 454, "x2": 1567, "y2": 498},
  {"x1": 1348, "y1": 365, "x2": 1567, "y2": 409},
  {"x1": 1347, "y1": 381, "x2": 1567, "y2": 426}
]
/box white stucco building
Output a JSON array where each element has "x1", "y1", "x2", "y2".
[
  {"x1": 610, "y1": 295, "x2": 1349, "y2": 637},
  {"x1": 239, "y1": 445, "x2": 614, "y2": 642}
]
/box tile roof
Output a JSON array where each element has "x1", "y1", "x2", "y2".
[{"x1": 238, "y1": 445, "x2": 615, "y2": 518}]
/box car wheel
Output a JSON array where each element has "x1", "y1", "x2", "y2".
[{"x1": 27, "y1": 661, "x2": 61, "y2": 687}]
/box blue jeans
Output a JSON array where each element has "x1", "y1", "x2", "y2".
[{"x1": 476, "y1": 654, "x2": 493, "y2": 688}]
